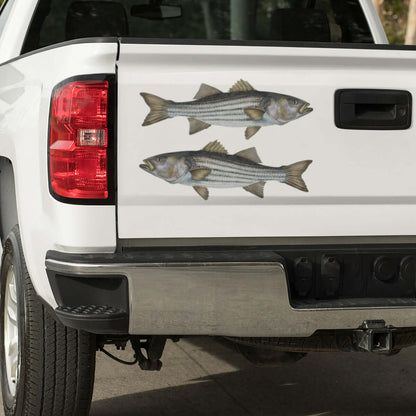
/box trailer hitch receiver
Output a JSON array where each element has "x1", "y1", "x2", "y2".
[{"x1": 353, "y1": 320, "x2": 394, "y2": 353}]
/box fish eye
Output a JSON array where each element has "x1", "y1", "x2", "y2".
[
  {"x1": 156, "y1": 157, "x2": 161, "y2": 163},
  {"x1": 292, "y1": 99, "x2": 298, "y2": 105}
]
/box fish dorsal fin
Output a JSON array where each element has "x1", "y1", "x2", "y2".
[
  {"x1": 191, "y1": 169, "x2": 211, "y2": 180},
  {"x1": 194, "y1": 83, "x2": 222, "y2": 99},
  {"x1": 193, "y1": 186, "x2": 209, "y2": 200},
  {"x1": 202, "y1": 140, "x2": 228, "y2": 154},
  {"x1": 245, "y1": 108, "x2": 265, "y2": 121},
  {"x1": 235, "y1": 147, "x2": 262, "y2": 164},
  {"x1": 188, "y1": 118, "x2": 211, "y2": 135},
  {"x1": 244, "y1": 182, "x2": 266, "y2": 199},
  {"x1": 245, "y1": 126, "x2": 261, "y2": 140},
  {"x1": 229, "y1": 79, "x2": 255, "y2": 93}
]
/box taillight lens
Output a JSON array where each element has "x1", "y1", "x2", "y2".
[{"x1": 49, "y1": 80, "x2": 109, "y2": 200}]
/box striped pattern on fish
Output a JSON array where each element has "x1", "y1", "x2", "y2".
[
  {"x1": 140, "y1": 80, "x2": 313, "y2": 139},
  {"x1": 186, "y1": 152, "x2": 286, "y2": 187},
  {"x1": 167, "y1": 91, "x2": 272, "y2": 127},
  {"x1": 140, "y1": 141, "x2": 312, "y2": 200}
]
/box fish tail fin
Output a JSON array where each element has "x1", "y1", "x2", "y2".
[
  {"x1": 140, "y1": 92, "x2": 170, "y2": 126},
  {"x1": 283, "y1": 160, "x2": 312, "y2": 192}
]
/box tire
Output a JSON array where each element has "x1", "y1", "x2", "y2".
[{"x1": 0, "y1": 226, "x2": 96, "y2": 416}]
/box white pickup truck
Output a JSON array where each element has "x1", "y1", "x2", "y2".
[{"x1": 1, "y1": 0, "x2": 416, "y2": 414}]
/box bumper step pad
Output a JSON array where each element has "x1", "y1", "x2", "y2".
[{"x1": 56, "y1": 305, "x2": 128, "y2": 334}]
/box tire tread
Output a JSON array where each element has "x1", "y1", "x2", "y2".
[{"x1": 1, "y1": 227, "x2": 96, "y2": 416}]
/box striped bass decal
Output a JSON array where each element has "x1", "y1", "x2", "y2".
[
  {"x1": 140, "y1": 141, "x2": 312, "y2": 200},
  {"x1": 140, "y1": 80, "x2": 313, "y2": 139}
]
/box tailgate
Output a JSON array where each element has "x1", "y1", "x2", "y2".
[{"x1": 116, "y1": 43, "x2": 416, "y2": 240}]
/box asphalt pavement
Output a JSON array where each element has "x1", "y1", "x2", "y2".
[
  {"x1": 2, "y1": 337, "x2": 416, "y2": 415},
  {"x1": 91, "y1": 337, "x2": 416, "y2": 416}
]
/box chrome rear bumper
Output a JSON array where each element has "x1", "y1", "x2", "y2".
[{"x1": 45, "y1": 252, "x2": 416, "y2": 337}]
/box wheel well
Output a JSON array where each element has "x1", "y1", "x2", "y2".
[{"x1": 0, "y1": 158, "x2": 18, "y2": 244}]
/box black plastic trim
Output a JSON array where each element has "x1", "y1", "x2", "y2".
[
  {"x1": 292, "y1": 298, "x2": 416, "y2": 309},
  {"x1": 47, "y1": 74, "x2": 116, "y2": 205},
  {"x1": 335, "y1": 89, "x2": 412, "y2": 130},
  {"x1": 46, "y1": 249, "x2": 282, "y2": 265},
  {"x1": 55, "y1": 305, "x2": 128, "y2": 334},
  {"x1": 47, "y1": 243, "x2": 416, "y2": 265},
  {"x1": 47, "y1": 269, "x2": 129, "y2": 334}
]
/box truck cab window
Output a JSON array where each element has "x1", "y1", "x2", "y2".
[{"x1": 22, "y1": 0, "x2": 374, "y2": 54}]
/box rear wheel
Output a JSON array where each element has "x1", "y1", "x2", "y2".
[{"x1": 0, "y1": 227, "x2": 96, "y2": 416}]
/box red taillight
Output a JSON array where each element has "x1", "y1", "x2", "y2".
[{"x1": 49, "y1": 80, "x2": 109, "y2": 200}]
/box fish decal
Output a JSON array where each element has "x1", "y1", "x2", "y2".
[
  {"x1": 140, "y1": 80, "x2": 313, "y2": 140},
  {"x1": 140, "y1": 141, "x2": 312, "y2": 200}
]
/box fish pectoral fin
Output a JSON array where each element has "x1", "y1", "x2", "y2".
[
  {"x1": 245, "y1": 126, "x2": 261, "y2": 140},
  {"x1": 229, "y1": 79, "x2": 256, "y2": 92},
  {"x1": 202, "y1": 140, "x2": 228, "y2": 154},
  {"x1": 188, "y1": 118, "x2": 211, "y2": 135},
  {"x1": 191, "y1": 169, "x2": 211, "y2": 180},
  {"x1": 235, "y1": 147, "x2": 262, "y2": 164},
  {"x1": 244, "y1": 182, "x2": 266, "y2": 199},
  {"x1": 194, "y1": 83, "x2": 222, "y2": 99},
  {"x1": 193, "y1": 186, "x2": 209, "y2": 200},
  {"x1": 244, "y1": 108, "x2": 265, "y2": 121}
]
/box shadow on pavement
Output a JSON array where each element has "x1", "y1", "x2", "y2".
[{"x1": 91, "y1": 338, "x2": 416, "y2": 416}]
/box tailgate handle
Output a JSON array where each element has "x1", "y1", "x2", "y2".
[{"x1": 335, "y1": 89, "x2": 412, "y2": 130}]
